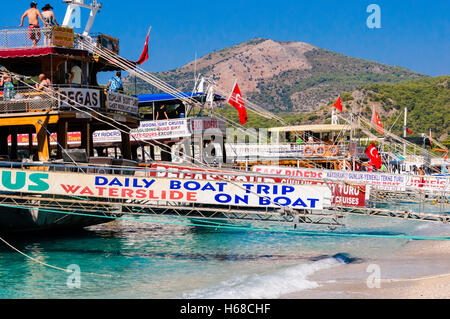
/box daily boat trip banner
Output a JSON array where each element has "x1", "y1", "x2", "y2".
[
  {"x1": 253, "y1": 166, "x2": 450, "y2": 192},
  {"x1": 151, "y1": 164, "x2": 368, "y2": 207},
  {"x1": 0, "y1": 169, "x2": 332, "y2": 211}
]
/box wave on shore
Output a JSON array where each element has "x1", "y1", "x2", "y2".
[{"x1": 181, "y1": 254, "x2": 355, "y2": 299}]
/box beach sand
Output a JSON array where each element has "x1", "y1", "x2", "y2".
[{"x1": 283, "y1": 240, "x2": 450, "y2": 299}]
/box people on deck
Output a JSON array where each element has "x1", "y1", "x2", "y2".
[
  {"x1": 35, "y1": 73, "x2": 52, "y2": 92},
  {"x1": 69, "y1": 62, "x2": 82, "y2": 88},
  {"x1": 155, "y1": 104, "x2": 169, "y2": 121},
  {"x1": 20, "y1": 2, "x2": 46, "y2": 47},
  {"x1": 107, "y1": 71, "x2": 123, "y2": 92},
  {"x1": 0, "y1": 72, "x2": 15, "y2": 101},
  {"x1": 41, "y1": 4, "x2": 58, "y2": 47}
]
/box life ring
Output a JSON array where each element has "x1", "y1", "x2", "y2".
[
  {"x1": 315, "y1": 145, "x2": 326, "y2": 157},
  {"x1": 328, "y1": 145, "x2": 339, "y2": 157},
  {"x1": 339, "y1": 160, "x2": 351, "y2": 170},
  {"x1": 304, "y1": 146, "x2": 314, "y2": 157}
]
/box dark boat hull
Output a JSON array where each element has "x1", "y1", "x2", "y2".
[{"x1": 0, "y1": 206, "x2": 114, "y2": 234}]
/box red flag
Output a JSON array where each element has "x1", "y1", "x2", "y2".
[
  {"x1": 136, "y1": 27, "x2": 151, "y2": 65},
  {"x1": 406, "y1": 128, "x2": 412, "y2": 134},
  {"x1": 333, "y1": 96, "x2": 343, "y2": 112},
  {"x1": 365, "y1": 142, "x2": 382, "y2": 169},
  {"x1": 444, "y1": 152, "x2": 448, "y2": 161},
  {"x1": 228, "y1": 82, "x2": 247, "y2": 125},
  {"x1": 371, "y1": 107, "x2": 384, "y2": 134}
]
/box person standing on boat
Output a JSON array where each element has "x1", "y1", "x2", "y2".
[
  {"x1": 0, "y1": 72, "x2": 15, "y2": 101},
  {"x1": 69, "y1": 62, "x2": 83, "y2": 88},
  {"x1": 19, "y1": 2, "x2": 46, "y2": 47},
  {"x1": 107, "y1": 71, "x2": 123, "y2": 93},
  {"x1": 41, "y1": 4, "x2": 59, "y2": 47},
  {"x1": 155, "y1": 104, "x2": 169, "y2": 121}
]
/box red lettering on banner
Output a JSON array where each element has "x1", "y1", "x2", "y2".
[
  {"x1": 61, "y1": 185, "x2": 81, "y2": 194},
  {"x1": 80, "y1": 186, "x2": 94, "y2": 195}
]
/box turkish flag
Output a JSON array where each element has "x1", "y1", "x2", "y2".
[
  {"x1": 333, "y1": 96, "x2": 343, "y2": 112},
  {"x1": 136, "y1": 27, "x2": 151, "y2": 65},
  {"x1": 371, "y1": 107, "x2": 384, "y2": 134},
  {"x1": 365, "y1": 142, "x2": 382, "y2": 169},
  {"x1": 407, "y1": 128, "x2": 412, "y2": 134},
  {"x1": 228, "y1": 82, "x2": 247, "y2": 125},
  {"x1": 444, "y1": 152, "x2": 448, "y2": 161}
]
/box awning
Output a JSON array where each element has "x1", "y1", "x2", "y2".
[
  {"x1": 269, "y1": 124, "x2": 352, "y2": 133},
  {"x1": 138, "y1": 92, "x2": 224, "y2": 106},
  {"x1": 0, "y1": 47, "x2": 88, "y2": 59}
]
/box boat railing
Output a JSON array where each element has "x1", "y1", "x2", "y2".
[
  {"x1": 0, "y1": 84, "x2": 139, "y2": 116},
  {"x1": 0, "y1": 160, "x2": 347, "y2": 185},
  {"x1": 0, "y1": 26, "x2": 75, "y2": 50},
  {"x1": 226, "y1": 142, "x2": 349, "y2": 159},
  {"x1": 0, "y1": 27, "x2": 106, "y2": 53}
]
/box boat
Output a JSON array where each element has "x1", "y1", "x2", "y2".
[{"x1": 0, "y1": 1, "x2": 447, "y2": 235}]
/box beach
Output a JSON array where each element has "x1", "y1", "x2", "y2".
[{"x1": 285, "y1": 240, "x2": 450, "y2": 299}]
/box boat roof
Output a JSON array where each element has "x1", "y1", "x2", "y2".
[
  {"x1": 138, "y1": 92, "x2": 224, "y2": 105},
  {"x1": 269, "y1": 124, "x2": 352, "y2": 133}
]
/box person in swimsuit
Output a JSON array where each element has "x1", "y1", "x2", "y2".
[
  {"x1": 35, "y1": 73, "x2": 52, "y2": 92},
  {"x1": 0, "y1": 72, "x2": 15, "y2": 101},
  {"x1": 41, "y1": 4, "x2": 58, "y2": 46},
  {"x1": 19, "y1": 2, "x2": 46, "y2": 47}
]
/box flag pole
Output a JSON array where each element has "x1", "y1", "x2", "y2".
[{"x1": 227, "y1": 79, "x2": 237, "y2": 104}]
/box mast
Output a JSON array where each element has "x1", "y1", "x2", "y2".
[
  {"x1": 403, "y1": 107, "x2": 407, "y2": 156},
  {"x1": 62, "y1": 0, "x2": 102, "y2": 36}
]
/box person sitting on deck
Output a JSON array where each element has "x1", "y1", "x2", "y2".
[
  {"x1": 1, "y1": 72, "x2": 15, "y2": 101},
  {"x1": 19, "y1": 2, "x2": 46, "y2": 47},
  {"x1": 41, "y1": 4, "x2": 59, "y2": 47},
  {"x1": 107, "y1": 71, "x2": 123, "y2": 93},
  {"x1": 35, "y1": 73, "x2": 52, "y2": 92}
]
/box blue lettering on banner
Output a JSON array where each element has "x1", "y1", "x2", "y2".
[{"x1": 95, "y1": 176, "x2": 155, "y2": 188}]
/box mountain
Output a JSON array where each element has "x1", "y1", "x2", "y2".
[
  {"x1": 126, "y1": 38, "x2": 425, "y2": 113},
  {"x1": 307, "y1": 76, "x2": 450, "y2": 141}
]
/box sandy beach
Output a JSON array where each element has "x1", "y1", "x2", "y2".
[{"x1": 284, "y1": 240, "x2": 450, "y2": 299}]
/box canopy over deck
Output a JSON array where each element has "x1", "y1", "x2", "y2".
[
  {"x1": 269, "y1": 124, "x2": 352, "y2": 133},
  {"x1": 138, "y1": 92, "x2": 224, "y2": 106}
]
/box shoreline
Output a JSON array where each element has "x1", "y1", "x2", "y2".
[{"x1": 283, "y1": 240, "x2": 450, "y2": 299}]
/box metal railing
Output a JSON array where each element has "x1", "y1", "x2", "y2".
[
  {"x1": 0, "y1": 27, "x2": 94, "y2": 51},
  {"x1": 0, "y1": 84, "x2": 139, "y2": 116},
  {"x1": 0, "y1": 27, "x2": 58, "y2": 49}
]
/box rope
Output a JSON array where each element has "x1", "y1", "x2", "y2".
[{"x1": 0, "y1": 235, "x2": 112, "y2": 278}]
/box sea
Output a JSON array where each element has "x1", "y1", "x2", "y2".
[{"x1": 0, "y1": 210, "x2": 449, "y2": 299}]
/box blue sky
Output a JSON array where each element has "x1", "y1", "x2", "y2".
[{"x1": 6, "y1": 0, "x2": 450, "y2": 83}]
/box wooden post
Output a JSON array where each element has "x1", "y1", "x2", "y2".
[
  {"x1": 0, "y1": 128, "x2": 8, "y2": 156},
  {"x1": 10, "y1": 127, "x2": 18, "y2": 160},
  {"x1": 34, "y1": 123, "x2": 50, "y2": 161},
  {"x1": 28, "y1": 127, "x2": 33, "y2": 159},
  {"x1": 121, "y1": 130, "x2": 131, "y2": 160},
  {"x1": 81, "y1": 120, "x2": 93, "y2": 157},
  {"x1": 57, "y1": 120, "x2": 68, "y2": 159}
]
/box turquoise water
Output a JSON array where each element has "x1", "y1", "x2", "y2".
[{"x1": 0, "y1": 214, "x2": 449, "y2": 299}]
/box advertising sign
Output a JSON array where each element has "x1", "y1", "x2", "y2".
[
  {"x1": 59, "y1": 88, "x2": 101, "y2": 109},
  {"x1": 0, "y1": 168, "x2": 332, "y2": 211},
  {"x1": 152, "y1": 164, "x2": 367, "y2": 207},
  {"x1": 52, "y1": 26, "x2": 74, "y2": 48},
  {"x1": 107, "y1": 92, "x2": 138, "y2": 114}
]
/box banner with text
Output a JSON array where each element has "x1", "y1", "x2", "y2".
[{"x1": 0, "y1": 168, "x2": 331, "y2": 210}]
